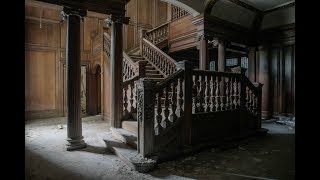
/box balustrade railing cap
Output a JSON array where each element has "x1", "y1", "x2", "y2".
[{"x1": 253, "y1": 82, "x2": 263, "y2": 87}]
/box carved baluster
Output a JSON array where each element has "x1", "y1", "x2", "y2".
[
  {"x1": 229, "y1": 77, "x2": 233, "y2": 110},
  {"x1": 254, "y1": 95, "x2": 258, "y2": 115},
  {"x1": 178, "y1": 77, "x2": 184, "y2": 117},
  {"x1": 170, "y1": 81, "x2": 178, "y2": 123},
  {"x1": 204, "y1": 75, "x2": 210, "y2": 112},
  {"x1": 233, "y1": 78, "x2": 238, "y2": 109},
  {"x1": 192, "y1": 75, "x2": 197, "y2": 113},
  {"x1": 237, "y1": 80, "x2": 241, "y2": 106},
  {"x1": 162, "y1": 87, "x2": 171, "y2": 128},
  {"x1": 129, "y1": 82, "x2": 136, "y2": 113},
  {"x1": 245, "y1": 87, "x2": 249, "y2": 110},
  {"x1": 250, "y1": 92, "x2": 254, "y2": 114},
  {"x1": 198, "y1": 75, "x2": 205, "y2": 112},
  {"x1": 215, "y1": 76, "x2": 220, "y2": 111},
  {"x1": 220, "y1": 77, "x2": 224, "y2": 111},
  {"x1": 194, "y1": 75, "x2": 200, "y2": 113},
  {"x1": 123, "y1": 84, "x2": 129, "y2": 117},
  {"x1": 225, "y1": 77, "x2": 229, "y2": 110},
  {"x1": 155, "y1": 92, "x2": 163, "y2": 134},
  {"x1": 210, "y1": 76, "x2": 215, "y2": 112}
]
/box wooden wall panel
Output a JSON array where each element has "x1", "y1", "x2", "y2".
[
  {"x1": 25, "y1": 51, "x2": 56, "y2": 111},
  {"x1": 157, "y1": 1, "x2": 168, "y2": 26},
  {"x1": 283, "y1": 46, "x2": 293, "y2": 114},
  {"x1": 169, "y1": 15, "x2": 196, "y2": 39},
  {"x1": 271, "y1": 48, "x2": 279, "y2": 114}
]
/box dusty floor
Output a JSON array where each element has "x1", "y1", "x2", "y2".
[{"x1": 25, "y1": 115, "x2": 295, "y2": 180}]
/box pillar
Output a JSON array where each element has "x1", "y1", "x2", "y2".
[
  {"x1": 109, "y1": 15, "x2": 130, "y2": 128},
  {"x1": 248, "y1": 47, "x2": 257, "y2": 82},
  {"x1": 199, "y1": 35, "x2": 209, "y2": 70},
  {"x1": 218, "y1": 39, "x2": 225, "y2": 72},
  {"x1": 258, "y1": 45, "x2": 272, "y2": 119},
  {"x1": 62, "y1": 7, "x2": 87, "y2": 151}
]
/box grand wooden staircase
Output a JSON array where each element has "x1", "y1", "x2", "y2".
[{"x1": 94, "y1": 9, "x2": 267, "y2": 173}]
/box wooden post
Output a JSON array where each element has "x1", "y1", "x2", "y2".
[
  {"x1": 177, "y1": 60, "x2": 194, "y2": 145},
  {"x1": 109, "y1": 15, "x2": 129, "y2": 128},
  {"x1": 199, "y1": 35, "x2": 208, "y2": 70},
  {"x1": 140, "y1": 29, "x2": 147, "y2": 56},
  {"x1": 258, "y1": 45, "x2": 271, "y2": 119},
  {"x1": 62, "y1": 7, "x2": 87, "y2": 151},
  {"x1": 136, "y1": 78, "x2": 157, "y2": 157},
  {"x1": 137, "y1": 60, "x2": 148, "y2": 77},
  {"x1": 253, "y1": 82, "x2": 263, "y2": 129},
  {"x1": 218, "y1": 39, "x2": 226, "y2": 72}
]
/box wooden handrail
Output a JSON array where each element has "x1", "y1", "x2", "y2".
[
  {"x1": 146, "y1": 22, "x2": 170, "y2": 34},
  {"x1": 142, "y1": 38, "x2": 178, "y2": 76},
  {"x1": 155, "y1": 69, "x2": 184, "y2": 92}
]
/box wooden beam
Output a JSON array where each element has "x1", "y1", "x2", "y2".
[
  {"x1": 226, "y1": 0, "x2": 262, "y2": 14},
  {"x1": 35, "y1": 0, "x2": 128, "y2": 15},
  {"x1": 204, "y1": 0, "x2": 219, "y2": 15}
]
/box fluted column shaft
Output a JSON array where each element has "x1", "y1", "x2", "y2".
[{"x1": 63, "y1": 7, "x2": 87, "y2": 151}]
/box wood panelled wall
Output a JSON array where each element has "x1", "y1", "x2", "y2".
[
  {"x1": 124, "y1": 0, "x2": 168, "y2": 50},
  {"x1": 270, "y1": 44, "x2": 295, "y2": 116},
  {"x1": 25, "y1": 2, "x2": 107, "y2": 120}
]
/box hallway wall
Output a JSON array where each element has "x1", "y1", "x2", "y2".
[
  {"x1": 25, "y1": 2, "x2": 107, "y2": 120},
  {"x1": 124, "y1": 0, "x2": 168, "y2": 50}
]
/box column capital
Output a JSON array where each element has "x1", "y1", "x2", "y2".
[
  {"x1": 61, "y1": 6, "x2": 87, "y2": 19},
  {"x1": 105, "y1": 14, "x2": 130, "y2": 27},
  {"x1": 195, "y1": 33, "x2": 208, "y2": 42},
  {"x1": 247, "y1": 46, "x2": 258, "y2": 51}
]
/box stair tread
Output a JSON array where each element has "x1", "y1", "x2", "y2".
[
  {"x1": 122, "y1": 121, "x2": 138, "y2": 136},
  {"x1": 103, "y1": 132, "x2": 157, "y2": 172},
  {"x1": 110, "y1": 127, "x2": 137, "y2": 149}
]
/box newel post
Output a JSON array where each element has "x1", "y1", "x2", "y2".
[
  {"x1": 240, "y1": 76, "x2": 247, "y2": 110},
  {"x1": 140, "y1": 29, "x2": 147, "y2": 56},
  {"x1": 136, "y1": 78, "x2": 157, "y2": 157},
  {"x1": 137, "y1": 60, "x2": 148, "y2": 77},
  {"x1": 177, "y1": 60, "x2": 194, "y2": 145},
  {"x1": 253, "y1": 82, "x2": 263, "y2": 129}
]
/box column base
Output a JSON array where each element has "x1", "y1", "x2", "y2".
[{"x1": 66, "y1": 136, "x2": 87, "y2": 151}]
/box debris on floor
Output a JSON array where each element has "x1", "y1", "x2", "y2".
[
  {"x1": 275, "y1": 116, "x2": 295, "y2": 127},
  {"x1": 57, "y1": 124, "x2": 63, "y2": 129}
]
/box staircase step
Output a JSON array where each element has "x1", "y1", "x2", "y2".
[
  {"x1": 145, "y1": 77, "x2": 164, "y2": 81},
  {"x1": 145, "y1": 70, "x2": 160, "y2": 74},
  {"x1": 122, "y1": 120, "x2": 138, "y2": 136},
  {"x1": 110, "y1": 127, "x2": 137, "y2": 149},
  {"x1": 146, "y1": 66, "x2": 156, "y2": 70},
  {"x1": 130, "y1": 56, "x2": 144, "y2": 60},
  {"x1": 145, "y1": 74, "x2": 163, "y2": 78},
  {"x1": 103, "y1": 132, "x2": 158, "y2": 172}
]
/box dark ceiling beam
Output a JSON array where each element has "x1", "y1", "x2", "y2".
[
  {"x1": 35, "y1": 0, "x2": 129, "y2": 15},
  {"x1": 264, "y1": 1, "x2": 295, "y2": 14},
  {"x1": 226, "y1": 0, "x2": 262, "y2": 14},
  {"x1": 204, "y1": 0, "x2": 220, "y2": 15}
]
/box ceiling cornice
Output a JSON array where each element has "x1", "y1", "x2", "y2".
[
  {"x1": 264, "y1": 1, "x2": 295, "y2": 14},
  {"x1": 226, "y1": 0, "x2": 262, "y2": 14},
  {"x1": 204, "y1": 0, "x2": 220, "y2": 15}
]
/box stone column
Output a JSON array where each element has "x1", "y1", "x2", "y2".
[
  {"x1": 62, "y1": 7, "x2": 87, "y2": 151},
  {"x1": 107, "y1": 15, "x2": 130, "y2": 128},
  {"x1": 218, "y1": 39, "x2": 226, "y2": 72},
  {"x1": 198, "y1": 35, "x2": 208, "y2": 70},
  {"x1": 258, "y1": 45, "x2": 272, "y2": 119}
]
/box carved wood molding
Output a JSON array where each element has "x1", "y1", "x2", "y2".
[
  {"x1": 36, "y1": 0, "x2": 128, "y2": 15},
  {"x1": 226, "y1": 0, "x2": 262, "y2": 14},
  {"x1": 204, "y1": 0, "x2": 220, "y2": 15},
  {"x1": 265, "y1": 1, "x2": 295, "y2": 14}
]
